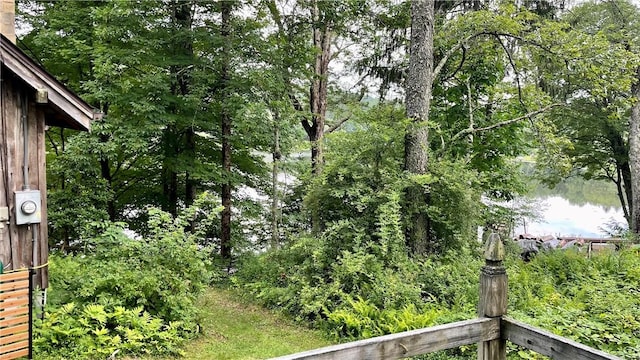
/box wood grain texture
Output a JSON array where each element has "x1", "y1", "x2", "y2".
[
  {"x1": 478, "y1": 268, "x2": 507, "y2": 318},
  {"x1": 0, "y1": 324, "x2": 28, "y2": 337},
  {"x1": 2, "y1": 347, "x2": 29, "y2": 360},
  {"x1": 502, "y1": 318, "x2": 622, "y2": 360},
  {"x1": 0, "y1": 296, "x2": 28, "y2": 309},
  {"x1": 0, "y1": 70, "x2": 49, "y2": 287},
  {"x1": 0, "y1": 314, "x2": 28, "y2": 328},
  {"x1": 477, "y1": 246, "x2": 507, "y2": 360},
  {"x1": 0, "y1": 304, "x2": 28, "y2": 318},
  {"x1": 0, "y1": 270, "x2": 29, "y2": 282},
  {"x1": 2, "y1": 76, "x2": 21, "y2": 270},
  {"x1": 0, "y1": 278, "x2": 28, "y2": 291},
  {"x1": 0, "y1": 339, "x2": 28, "y2": 355},
  {"x1": 0, "y1": 331, "x2": 28, "y2": 346},
  {"x1": 37, "y1": 106, "x2": 48, "y2": 287},
  {"x1": 270, "y1": 318, "x2": 500, "y2": 360},
  {"x1": 0, "y1": 287, "x2": 27, "y2": 301}
]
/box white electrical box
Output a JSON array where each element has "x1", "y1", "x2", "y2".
[{"x1": 15, "y1": 190, "x2": 42, "y2": 225}]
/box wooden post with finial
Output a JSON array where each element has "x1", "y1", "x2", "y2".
[{"x1": 478, "y1": 232, "x2": 507, "y2": 360}]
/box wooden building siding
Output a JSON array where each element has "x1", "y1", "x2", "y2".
[
  {"x1": 0, "y1": 34, "x2": 97, "y2": 289},
  {"x1": 0, "y1": 71, "x2": 48, "y2": 288},
  {"x1": 0, "y1": 35, "x2": 95, "y2": 130}
]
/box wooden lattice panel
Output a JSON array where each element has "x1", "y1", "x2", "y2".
[{"x1": 0, "y1": 271, "x2": 30, "y2": 360}]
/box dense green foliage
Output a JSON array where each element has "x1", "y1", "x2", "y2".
[
  {"x1": 20, "y1": 0, "x2": 276, "y2": 247},
  {"x1": 235, "y1": 244, "x2": 640, "y2": 359},
  {"x1": 9, "y1": 0, "x2": 640, "y2": 358},
  {"x1": 509, "y1": 249, "x2": 640, "y2": 359},
  {"x1": 17, "y1": 0, "x2": 637, "y2": 254},
  {"x1": 34, "y1": 202, "x2": 217, "y2": 359}
]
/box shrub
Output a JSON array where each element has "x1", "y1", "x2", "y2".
[
  {"x1": 35, "y1": 200, "x2": 217, "y2": 359},
  {"x1": 34, "y1": 303, "x2": 189, "y2": 359},
  {"x1": 236, "y1": 244, "x2": 640, "y2": 359},
  {"x1": 508, "y1": 249, "x2": 640, "y2": 359}
]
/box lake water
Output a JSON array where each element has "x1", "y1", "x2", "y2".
[{"x1": 513, "y1": 196, "x2": 626, "y2": 237}]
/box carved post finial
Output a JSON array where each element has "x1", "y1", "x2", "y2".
[
  {"x1": 479, "y1": 231, "x2": 507, "y2": 360},
  {"x1": 484, "y1": 232, "x2": 505, "y2": 262}
]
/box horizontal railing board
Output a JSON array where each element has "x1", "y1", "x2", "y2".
[
  {"x1": 0, "y1": 270, "x2": 31, "y2": 360},
  {"x1": 0, "y1": 331, "x2": 29, "y2": 346},
  {"x1": 0, "y1": 305, "x2": 29, "y2": 318},
  {"x1": 270, "y1": 317, "x2": 500, "y2": 360},
  {"x1": 0, "y1": 315, "x2": 29, "y2": 329},
  {"x1": 0, "y1": 272, "x2": 30, "y2": 283},
  {"x1": 502, "y1": 318, "x2": 622, "y2": 360},
  {"x1": 0, "y1": 288, "x2": 29, "y2": 301},
  {"x1": 0, "y1": 297, "x2": 29, "y2": 310},
  {"x1": 0, "y1": 339, "x2": 28, "y2": 355},
  {"x1": 2, "y1": 347, "x2": 29, "y2": 360},
  {"x1": 0, "y1": 324, "x2": 29, "y2": 338},
  {"x1": 0, "y1": 279, "x2": 29, "y2": 292}
]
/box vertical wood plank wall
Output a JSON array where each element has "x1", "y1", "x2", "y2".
[{"x1": 0, "y1": 71, "x2": 48, "y2": 288}]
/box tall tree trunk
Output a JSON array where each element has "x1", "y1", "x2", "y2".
[
  {"x1": 614, "y1": 165, "x2": 630, "y2": 223},
  {"x1": 163, "y1": 1, "x2": 194, "y2": 216},
  {"x1": 404, "y1": 0, "x2": 435, "y2": 255},
  {"x1": 185, "y1": 130, "x2": 196, "y2": 207},
  {"x1": 174, "y1": 2, "x2": 196, "y2": 207},
  {"x1": 162, "y1": 129, "x2": 179, "y2": 216},
  {"x1": 629, "y1": 70, "x2": 640, "y2": 234},
  {"x1": 308, "y1": 2, "x2": 331, "y2": 176},
  {"x1": 306, "y1": 0, "x2": 331, "y2": 176},
  {"x1": 271, "y1": 114, "x2": 281, "y2": 249},
  {"x1": 98, "y1": 130, "x2": 116, "y2": 221},
  {"x1": 100, "y1": 158, "x2": 116, "y2": 221},
  {"x1": 621, "y1": 161, "x2": 632, "y2": 222},
  {"x1": 266, "y1": 0, "x2": 331, "y2": 232},
  {"x1": 220, "y1": 1, "x2": 233, "y2": 262},
  {"x1": 606, "y1": 124, "x2": 632, "y2": 225},
  {"x1": 305, "y1": 0, "x2": 332, "y2": 232}
]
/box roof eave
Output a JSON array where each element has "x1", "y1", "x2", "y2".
[{"x1": 0, "y1": 35, "x2": 97, "y2": 131}]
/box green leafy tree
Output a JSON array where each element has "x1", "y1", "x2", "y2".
[
  {"x1": 533, "y1": 0, "x2": 640, "y2": 229},
  {"x1": 20, "y1": 1, "x2": 277, "y2": 259}
]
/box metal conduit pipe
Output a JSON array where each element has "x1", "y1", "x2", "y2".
[{"x1": 21, "y1": 91, "x2": 29, "y2": 191}]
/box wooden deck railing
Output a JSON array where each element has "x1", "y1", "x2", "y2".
[{"x1": 272, "y1": 233, "x2": 623, "y2": 360}]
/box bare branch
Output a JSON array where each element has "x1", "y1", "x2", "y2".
[
  {"x1": 496, "y1": 35, "x2": 527, "y2": 110},
  {"x1": 46, "y1": 130, "x2": 59, "y2": 157},
  {"x1": 441, "y1": 45, "x2": 467, "y2": 83},
  {"x1": 449, "y1": 103, "x2": 562, "y2": 145},
  {"x1": 326, "y1": 116, "x2": 351, "y2": 133},
  {"x1": 433, "y1": 32, "x2": 483, "y2": 81},
  {"x1": 266, "y1": 0, "x2": 284, "y2": 32},
  {"x1": 432, "y1": 30, "x2": 559, "y2": 83},
  {"x1": 326, "y1": 88, "x2": 366, "y2": 133}
]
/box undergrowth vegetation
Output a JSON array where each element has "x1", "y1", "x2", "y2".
[
  {"x1": 234, "y1": 245, "x2": 640, "y2": 359},
  {"x1": 34, "y1": 198, "x2": 219, "y2": 359},
  {"x1": 508, "y1": 249, "x2": 640, "y2": 359}
]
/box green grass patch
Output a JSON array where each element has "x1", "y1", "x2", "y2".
[{"x1": 127, "y1": 287, "x2": 331, "y2": 360}]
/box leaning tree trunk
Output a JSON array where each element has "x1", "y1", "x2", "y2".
[
  {"x1": 629, "y1": 71, "x2": 640, "y2": 235},
  {"x1": 404, "y1": 0, "x2": 435, "y2": 255}
]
